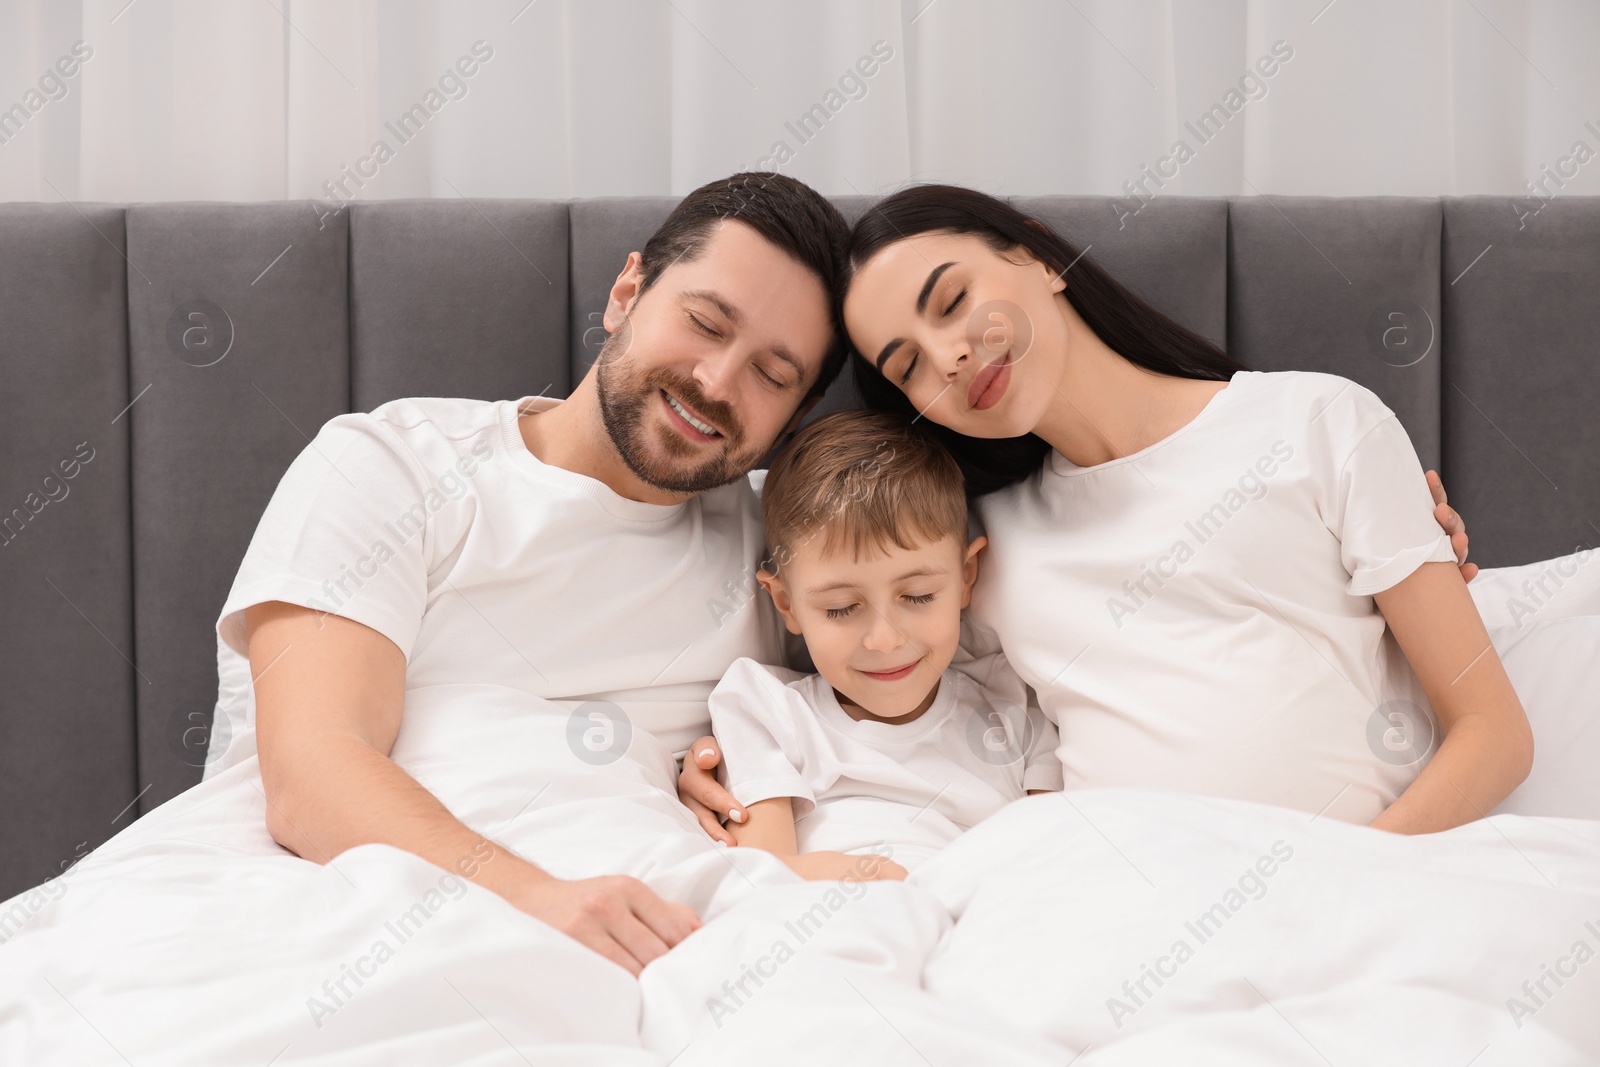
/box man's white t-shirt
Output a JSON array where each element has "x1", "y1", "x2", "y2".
[
  {"x1": 708, "y1": 654, "x2": 1063, "y2": 869},
  {"x1": 209, "y1": 394, "x2": 786, "y2": 774},
  {"x1": 970, "y1": 370, "x2": 1458, "y2": 825}
]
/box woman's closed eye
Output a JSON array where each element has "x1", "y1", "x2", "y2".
[
  {"x1": 898, "y1": 352, "x2": 918, "y2": 386},
  {"x1": 895, "y1": 289, "x2": 966, "y2": 386}
]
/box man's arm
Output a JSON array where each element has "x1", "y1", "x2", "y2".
[{"x1": 247, "y1": 600, "x2": 700, "y2": 976}]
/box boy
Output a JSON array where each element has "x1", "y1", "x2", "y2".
[{"x1": 711, "y1": 410, "x2": 1062, "y2": 881}]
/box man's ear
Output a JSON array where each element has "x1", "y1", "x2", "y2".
[
  {"x1": 756, "y1": 567, "x2": 803, "y2": 635},
  {"x1": 959, "y1": 534, "x2": 988, "y2": 608},
  {"x1": 604, "y1": 251, "x2": 646, "y2": 333}
]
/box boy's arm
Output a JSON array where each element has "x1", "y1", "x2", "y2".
[
  {"x1": 730, "y1": 797, "x2": 906, "y2": 881},
  {"x1": 728, "y1": 796, "x2": 799, "y2": 853}
]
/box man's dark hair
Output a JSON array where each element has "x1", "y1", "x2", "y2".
[{"x1": 638, "y1": 172, "x2": 850, "y2": 403}]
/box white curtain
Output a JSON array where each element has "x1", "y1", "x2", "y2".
[{"x1": 1, "y1": 0, "x2": 1596, "y2": 204}]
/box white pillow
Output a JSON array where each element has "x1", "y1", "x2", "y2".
[
  {"x1": 1463, "y1": 549, "x2": 1600, "y2": 819},
  {"x1": 1487, "y1": 612, "x2": 1600, "y2": 819},
  {"x1": 1368, "y1": 550, "x2": 1599, "y2": 820},
  {"x1": 1468, "y1": 547, "x2": 1600, "y2": 629},
  {"x1": 203, "y1": 632, "x2": 258, "y2": 778}
]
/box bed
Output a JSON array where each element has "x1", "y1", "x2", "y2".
[
  {"x1": 3, "y1": 665, "x2": 1598, "y2": 1063},
  {"x1": 2, "y1": 194, "x2": 1598, "y2": 1063}
]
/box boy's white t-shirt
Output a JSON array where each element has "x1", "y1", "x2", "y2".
[
  {"x1": 209, "y1": 394, "x2": 785, "y2": 774},
  {"x1": 709, "y1": 654, "x2": 1063, "y2": 869},
  {"x1": 970, "y1": 370, "x2": 1458, "y2": 825}
]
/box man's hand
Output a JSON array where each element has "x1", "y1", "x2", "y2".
[
  {"x1": 1426, "y1": 469, "x2": 1476, "y2": 583},
  {"x1": 509, "y1": 872, "x2": 702, "y2": 977},
  {"x1": 678, "y1": 737, "x2": 742, "y2": 845}
]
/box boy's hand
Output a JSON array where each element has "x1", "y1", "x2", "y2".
[
  {"x1": 781, "y1": 850, "x2": 908, "y2": 882},
  {"x1": 679, "y1": 736, "x2": 742, "y2": 845}
]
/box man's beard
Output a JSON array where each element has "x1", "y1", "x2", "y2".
[{"x1": 594, "y1": 322, "x2": 764, "y2": 494}]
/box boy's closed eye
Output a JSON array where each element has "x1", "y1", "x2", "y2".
[{"x1": 823, "y1": 591, "x2": 938, "y2": 619}]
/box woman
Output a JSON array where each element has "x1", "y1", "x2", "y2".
[{"x1": 686, "y1": 183, "x2": 1532, "y2": 836}]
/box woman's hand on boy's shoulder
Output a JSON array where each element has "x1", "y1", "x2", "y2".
[
  {"x1": 678, "y1": 736, "x2": 742, "y2": 845},
  {"x1": 1426, "y1": 470, "x2": 1476, "y2": 583}
]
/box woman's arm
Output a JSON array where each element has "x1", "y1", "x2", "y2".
[{"x1": 1369, "y1": 562, "x2": 1534, "y2": 834}]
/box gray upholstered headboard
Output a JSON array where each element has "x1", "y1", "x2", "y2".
[{"x1": 2, "y1": 194, "x2": 1596, "y2": 901}]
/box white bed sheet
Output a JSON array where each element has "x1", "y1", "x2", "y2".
[{"x1": 2, "y1": 680, "x2": 1597, "y2": 1065}]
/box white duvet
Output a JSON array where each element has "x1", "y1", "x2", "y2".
[{"x1": 3, "y1": 677, "x2": 1598, "y2": 1066}]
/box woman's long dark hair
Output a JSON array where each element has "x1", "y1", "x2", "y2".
[{"x1": 843, "y1": 185, "x2": 1244, "y2": 498}]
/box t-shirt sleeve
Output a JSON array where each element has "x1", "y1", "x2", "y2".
[
  {"x1": 1021, "y1": 704, "x2": 1064, "y2": 792},
  {"x1": 951, "y1": 610, "x2": 1007, "y2": 667},
  {"x1": 215, "y1": 412, "x2": 434, "y2": 662},
  {"x1": 954, "y1": 646, "x2": 1062, "y2": 791},
  {"x1": 1314, "y1": 383, "x2": 1456, "y2": 597},
  {"x1": 708, "y1": 658, "x2": 816, "y2": 814}
]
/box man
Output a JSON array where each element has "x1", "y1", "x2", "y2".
[{"x1": 234, "y1": 172, "x2": 847, "y2": 978}]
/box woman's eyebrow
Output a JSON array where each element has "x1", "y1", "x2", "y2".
[
  {"x1": 874, "y1": 338, "x2": 905, "y2": 372},
  {"x1": 916, "y1": 261, "x2": 956, "y2": 314}
]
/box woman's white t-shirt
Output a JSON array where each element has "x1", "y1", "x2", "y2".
[
  {"x1": 709, "y1": 655, "x2": 1063, "y2": 869},
  {"x1": 210, "y1": 394, "x2": 786, "y2": 773},
  {"x1": 970, "y1": 370, "x2": 1458, "y2": 824}
]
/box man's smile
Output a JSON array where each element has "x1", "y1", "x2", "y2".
[{"x1": 661, "y1": 389, "x2": 724, "y2": 440}]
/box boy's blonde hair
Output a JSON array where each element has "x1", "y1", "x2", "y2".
[{"x1": 760, "y1": 409, "x2": 967, "y2": 572}]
